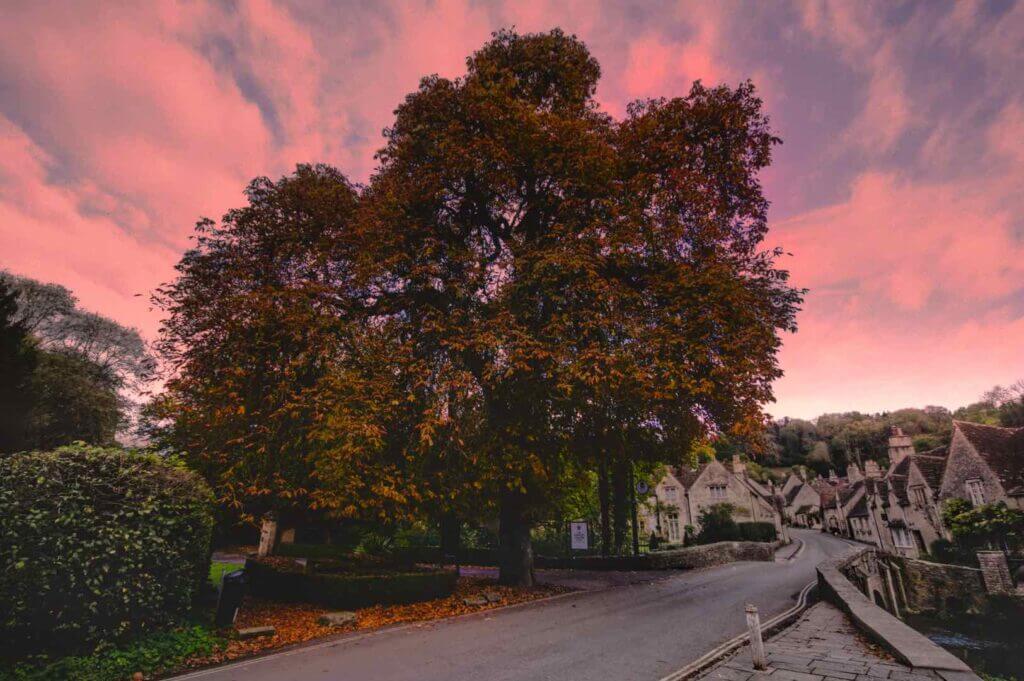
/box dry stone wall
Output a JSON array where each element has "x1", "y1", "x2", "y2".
[
  {"x1": 535, "y1": 539, "x2": 778, "y2": 570},
  {"x1": 888, "y1": 555, "x2": 987, "y2": 615}
]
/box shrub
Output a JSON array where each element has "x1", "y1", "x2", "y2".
[
  {"x1": 245, "y1": 558, "x2": 457, "y2": 609},
  {"x1": 928, "y1": 538, "x2": 974, "y2": 566},
  {"x1": 941, "y1": 499, "x2": 1024, "y2": 552},
  {"x1": 0, "y1": 444, "x2": 214, "y2": 660},
  {"x1": 1, "y1": 625, "x2": 222, "y2": 681},
  {"x1": 737, "y1": 522, "x2": 777, "y2": 542},
  {"x1": 696, "y1": 504, "x2": 740, "y2": 544}
]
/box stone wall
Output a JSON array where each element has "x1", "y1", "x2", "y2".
[
  {"x1": 888, "y1": 555, "x2": 987, "y2": 615},
  {"x1": 817, "y1": 547, "x2": 976, "y2": 674},
  {"x1": 536, "y1": 540, "x2": 778, "y2": 571}
]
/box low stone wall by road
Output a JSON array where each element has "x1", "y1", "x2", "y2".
[
  {"x1": 888, "y1": 556, "x2": 987, "y2": 615},
  {"x1": 535, "y1": 540, "x2": 778, "y2": 571},
  {"x1": 817, "y1": 547, "x2": 977, "y2": 676}
]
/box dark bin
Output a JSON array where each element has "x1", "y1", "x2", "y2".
[{"x1": 215, "y1": 569, "x2": 247, "y2": 627}]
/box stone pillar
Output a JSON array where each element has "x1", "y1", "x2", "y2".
[
  {"x1": 257, "y1": 515, "x2": 278, "y2": 557},
  {"x1": 977, "y1": 550, "x2": 1013, "y2": 594}
]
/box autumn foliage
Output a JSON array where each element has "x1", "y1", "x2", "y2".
[{"x1": 153, "y1": 29, "x2": 802, "y2": 585}]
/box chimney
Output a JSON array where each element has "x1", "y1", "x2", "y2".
[
  {"x1": 731, "y1": 455, "x2": 746, "y2": 476},
  {"x1": 797, "y1": 466, "x2": 807, "y2": 482},
  {"x1": 864, "y1": 460, "x2": 882, "y2": 479},
  {"x1": 888, "y1": 425, "x2": 914, "y2": 470},
  {"x1": 847, "y1": 463, "x2": 863, "y2": 483},
  {"x1": 828, "y1": 469, "x2": 838, "y2": 482}
]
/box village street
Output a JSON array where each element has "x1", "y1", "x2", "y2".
[{"x1": 173, "y1": 530, "x2": 855, "y2": 681}]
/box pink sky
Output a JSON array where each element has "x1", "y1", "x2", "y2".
[{"x1": 1, "y1": 1, "x2": 1022, "y2": 419}]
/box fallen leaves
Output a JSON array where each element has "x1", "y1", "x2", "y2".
[{"x1": 182, "y1": 576, "x2": 568, "y2": 669}]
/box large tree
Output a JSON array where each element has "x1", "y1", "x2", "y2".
[
  {"x1": 357, "y1": 30, "x2": 801, "y2": 583},
  {"x1": 1, "y1": 273, "x2": 148, "y2": 451},
  {"x1": 152, "y1": 164, "x2": 363, "y2": 524},
  {"x1": 154, "y1": 31, "x2": 801, "y2": 584},
  {"x1": 0, "y1": 276, "x2": 36, "y2": 453}
]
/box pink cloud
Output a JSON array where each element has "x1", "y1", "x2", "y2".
[
  {"x1": 774, "y1": 171, "x2": 1024, "y2": 308},
  {"x1": 0, "y1": 116, "x2": 175, "y2": 338},
  {"x1": 0, "y1": 0, "x2": 1021, "y2": 422}
]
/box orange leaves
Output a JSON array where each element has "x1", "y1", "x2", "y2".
[{"x1": 181, "y1": 577, "x2": 566, "y2": 671}]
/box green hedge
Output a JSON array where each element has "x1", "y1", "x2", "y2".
[
  {"x1": 737, "y1": 522, "x2": 777, "y2": 542},
  {"x1": 245, "y1": 559, "x2": 457, "y2": 609},
  {"x1": 0, "y1": 445, "x2": 214, "y2": 660},
  {"x1": 0, "y1": 625, "x2": 222, "y2": 681}
]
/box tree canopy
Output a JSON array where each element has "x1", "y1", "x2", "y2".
[
  {"x1": 0, "y1": 272, "x2": 149, "y2": 452},
  {"x1": 154, "y1": 29, "x2": 802, "y2": 584}
]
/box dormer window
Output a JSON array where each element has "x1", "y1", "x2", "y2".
[
  {"x1": 910, "y1": 486, "x2": 928, "y2": 507},
  {"x1": 664, "y1": 485, "x2": 678, "y2": 501},
  {"x1": 709, "y1": 484, "x2": 727, "y2": 500},
  {"x1": 965, "y1": 479, "x2": 986, "y2": 507}
]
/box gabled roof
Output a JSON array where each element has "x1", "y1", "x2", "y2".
[
  {"x1": 743, "y1": 476, "x2": 771, "y2": 498},
  {"x1": 955, "y1": 420, "x2": 1024, "y2": 495},
  {"x1": 807, "y1": 479, "x2": 835, "y2": 507},
  {"x1": 886, "y1": 474, "x2": 909, "y2": 505},
  {"x1": 910, "y1": 452, "x2": 947, "y2": 491},
  {"x1": 784, "y1": 483, "x2": 804, "y2": 505},
  {"x1": 670, "y1": 463, "x2": 708, "y2": 489},
  {"x1": 848, "y1": 494, "x2": 870, "y2": 518},
  {"x1": 838, "y1": 479, "x2": 863, "y2": 509}
]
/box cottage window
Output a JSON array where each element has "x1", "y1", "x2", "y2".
[
  {"x1": 910, "y1": 486, "x2": 928, "y2": 507},
  {"x1": 891, "y1": 527, "x2": 913, "y2": 548},
  {"x1": 709, "y1": 485, "x2": 727, "y2": 500},
  {"x1": 667, "y1": 512, "x2": 680, "y2": 543},
  {"x1": 965, "y1": 479, "x2": 986, "y2": 507},
  {"x1": 664, "y1": 485, "x2": 678, "y2": 501}
]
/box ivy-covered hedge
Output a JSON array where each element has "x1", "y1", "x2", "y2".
[
  {"x1": 245, "y1": 558, "x2": 457, "y2": 609},
  {"x1": 0, "y1": 445, "x2": 214, "y2": 660}
]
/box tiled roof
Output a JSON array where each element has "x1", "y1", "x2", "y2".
[
  {"x1": 743, "y1": 477, "x2": 771, "y2": 498},
  {"x1": 889, "y1": 456, "x2": 911, "y2": 477},
  {"x1": 887, "y1": 474, "x2": 909, "y2": 505},
  {"x1": 784, "y1": 483, "x2": 805, "y2": 505},
  {"x1": 838, "y1": 480, "x2": 862, "y2": 506},
  {"x1": 910, "y1": 453, "x2": 947, "y2": 491},
  {"x1": 671, "y1": 463, "x2": 708, "y2": 489},
  {"x1": 848, "y1": 494, "x2": 870, "y2": 518},
  {"x1": 955, "y1": 420, "x2": 1024, "y2": 495},
  {"x1": 809, "y1": 479, "x2": 837, "y2": 506}
]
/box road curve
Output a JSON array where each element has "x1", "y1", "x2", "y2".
[{"x1": 174, "y1": 530, "x2": 854, "y2": 681}]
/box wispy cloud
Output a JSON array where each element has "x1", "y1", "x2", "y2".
[{"x1": 0, "y1": 0, "x2": 1021, "y2": 417}]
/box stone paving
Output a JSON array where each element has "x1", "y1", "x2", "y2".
[{"x1": 698, "y1": 602, "x2": 943, "y2": 681}]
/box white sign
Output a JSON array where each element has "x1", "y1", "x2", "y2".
[{"x1": 570, "y1": 521, "x2": 589, "y2": 550}]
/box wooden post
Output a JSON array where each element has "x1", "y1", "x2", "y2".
[{"x1": 746, "y1": 604, "x2": 767, "y2": 670}]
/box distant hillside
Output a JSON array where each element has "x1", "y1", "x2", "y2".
[{"x1": 765, "y1": 381, "x2": 1024, "y2": 474}]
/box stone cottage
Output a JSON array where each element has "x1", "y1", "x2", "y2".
[
  {"x1": 817, "y1": 424, "x2": 1020, "y2": 559},
  {"x1": 780, "y1": 474, "x2": 827, "y2": 528},
  {"x1": 939, "y1": 420, "x2": 1024, "y2": 510},
  {"x1": 641, "y1": 456, "x2": 782, "y2": 543}
]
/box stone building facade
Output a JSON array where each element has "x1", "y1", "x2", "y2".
[
  {"x1": 939, "y1": 420, "x2": 1024, "y2": 510},
  {"x1": 641, "y1": 456, "x2": 781, "y2": 543},
  {"x1": 821, "y1": 421, "x2": 1024, "y2": 559}
]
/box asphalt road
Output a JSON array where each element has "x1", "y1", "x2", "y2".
[{"x1": 175, "y1": 529, "x2": 854, "y2": 681}]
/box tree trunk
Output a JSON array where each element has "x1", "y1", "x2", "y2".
[
  {"x1": 440, "y1": 511, "x2": 461, "y2": 563},
  {"x1": 612, "y1": 457, "x2": 629, "y2": 554},
  {"x1": 598, "y1": 451, "x2": 611, "y2": 556},
  {"x1": 498, "y1": 492, "x2": 534, "y2": 586}
]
